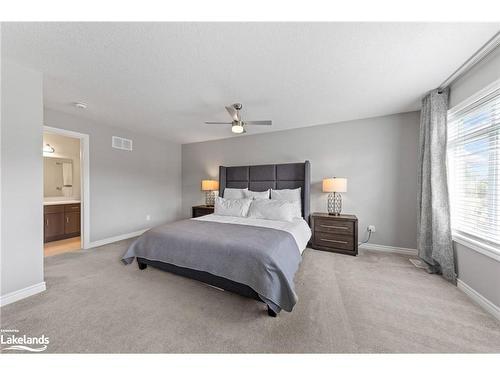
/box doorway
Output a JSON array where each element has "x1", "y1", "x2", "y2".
[{"x1": 43, "y1": 126, "x2": 90, "y2": 255}]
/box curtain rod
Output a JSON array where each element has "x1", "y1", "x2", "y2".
[{"x1": 438, "y1": 30, "x2": 500, "y2": 91}]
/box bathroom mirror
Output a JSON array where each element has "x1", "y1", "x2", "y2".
[{"x1": 44, "y1": 157, "x2": 73, "y2": 197}]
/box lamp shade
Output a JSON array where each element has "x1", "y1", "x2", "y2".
[
  {"x1": 322, "y1": 177, "x2": 347, "y2": 193},
  {"x1": 201, "y1": 179, "x2": 219, "y2": 191}
]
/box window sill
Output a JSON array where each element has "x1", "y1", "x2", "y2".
[{"x1": 452, "y1": 232, "x2": 500, "y2": 262}]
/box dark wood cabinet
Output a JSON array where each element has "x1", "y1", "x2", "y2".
[
  {"x1": 44, "y1": 203, "x2": 81, "y2": 242},
  {"x1": 45, "y1": 212, "x2": 65, "y2": 240},
  {"x1": 311, "y1": 213, "x2": 358, "y2": 256},
  {"x1": 64, "y1": 211, "x2": 80, "y2": 236},
  {"x1": 192, "y1": 205, "x2": 214, "y2": 218}
]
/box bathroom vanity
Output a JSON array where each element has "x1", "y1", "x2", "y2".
[
  {"x1": 43, "y1": 154, "x2": 81, "y2": 243},
  {"x1": 43, "y1": 201, "x2": 81, "y2": 243}
]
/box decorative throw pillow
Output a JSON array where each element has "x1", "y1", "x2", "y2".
[
  {"x1": 271, "y1": 188, "x2": 302, "y2": 218},
  {"x1": 223, "y1": 187, "x2": 248, "y2": 199},
  {"x1": 214, "y1": 197, "x2": 252, "y2": 217},
  {"x1": 247, "y1": 199, "x2": 295, "y2": 222},
  {"x1": 243, "y1": 189, "x2": 270, "y2": 200}
]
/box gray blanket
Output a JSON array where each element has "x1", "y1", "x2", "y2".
[{"x1": 122, "y1": 219, "x2": 302, "y2": 313}]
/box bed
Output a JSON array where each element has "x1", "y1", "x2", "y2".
[{"x1": 122, "y1": 161, "x2": 311, "y2": 316}]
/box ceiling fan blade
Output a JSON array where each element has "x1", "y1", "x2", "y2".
[
  {"x1": 225, "y1": 105, "x2": 240, "y2": 121},
  {"x1": 244, "y1": 120, "x2": 272, "y2": 126},
  {"x1": 205, "y1": 121, "x2": 232, "y2": 125}
]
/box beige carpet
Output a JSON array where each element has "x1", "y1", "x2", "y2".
[{"x1": 1, "y1": 239, "x2": 500, "y2": 353}]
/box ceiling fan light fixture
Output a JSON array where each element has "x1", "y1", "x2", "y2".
[
  {"x1": 205, "y1": 103, "x2": 271, "y2": 134},
  {"x1": 231, "y1": 123, "x2": 244, "y2": 134}
]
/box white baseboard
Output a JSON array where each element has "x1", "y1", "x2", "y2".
[
  {"x1": 359, "y1": 243, "x2": 418, "y2": 256},
  {"x1": 86, "y1": 228, "x2": 149, "y2": 249},
  {"x1": 0, "y1": 229, "x2": 148, "y2": 307},
  {"x1": 0, "y1": 282, "x2": 46, "y2": 307},
  {"x1": 457, "y1": 279, "x2": 500, "y2": 321}
]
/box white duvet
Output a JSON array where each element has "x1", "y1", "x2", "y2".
[{"x1": 193, "y1": 214, "x2": 311, "y2": 254}]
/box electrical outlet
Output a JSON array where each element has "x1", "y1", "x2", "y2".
[
  {"x1": 146, "y1": 215, "x2": 151, "y2": 221},
  {"x1": 368, "y1": 225, "x2": 376, "y2": 233}
]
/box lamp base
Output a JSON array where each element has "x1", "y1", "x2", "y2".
[
  {"x1": 205, "y1": 191, "x2": 216, "y2": 206},
  {"x1": 327, "y1": 192, "x2": 342, "y2": 216}
]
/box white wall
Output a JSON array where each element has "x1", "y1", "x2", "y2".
[
  {"x1": 182, "y1": 111, "x2": 420, "y2": 249},
  {"x1": 1, "y1": 59, "x2": 45, "y2": 300},
  {"x1": 449, "y1": 45, "x2": 500, "y2": 311},
  {"x1": 44, "y1": 108, "x2": 182, "y2": 243}
]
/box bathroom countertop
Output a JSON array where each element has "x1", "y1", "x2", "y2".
[{"x1": 43, "y1": 199, "x2": 81, "y2": 206}]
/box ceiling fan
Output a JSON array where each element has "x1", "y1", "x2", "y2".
[{"x1": 205, "y1": 103, "x2": 272, "y2": 134}]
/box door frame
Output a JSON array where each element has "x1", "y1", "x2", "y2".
[{"x1": 43, "y1": 126, "x2": 90, "y2": 249}]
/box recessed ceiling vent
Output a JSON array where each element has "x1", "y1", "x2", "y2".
[{"x1": 112, "y1": 136, "x2": 133, "y2": 151}]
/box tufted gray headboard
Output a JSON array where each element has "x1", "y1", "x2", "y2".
[{"x1": 219, "y1": 161, "x2": 311, "y2": 222}]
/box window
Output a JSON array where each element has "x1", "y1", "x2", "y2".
[{"x1": 447, "y1": 85, "x2": 500, "y2": 251}]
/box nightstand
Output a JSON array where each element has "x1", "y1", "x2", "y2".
[
  {"x1": 311, "y1": 213, "x2": 358, "y2": 256},
  {"x1": 192, "y1": 205, "x2": 214, "y2": 218}
]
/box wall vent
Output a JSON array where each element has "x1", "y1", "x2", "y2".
[{"x1": 112, "y1": 136, "x2": 133, "y2": 151}]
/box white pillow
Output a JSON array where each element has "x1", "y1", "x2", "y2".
[
  {"x1": 271, "y1": 188, "x2": 302, "y2": 218},
  {"x1": 271, "y1": 187, "x2": 301, "y2": 202},
  {"x1": 214, "y1": 197, "x2": 252, "y2": 217},
  {"x1": 223, "y1": 187, "x2": 248, "y2": 199},
  {"x1": 243, "y1": 189, "x2": 270, "y2": 200},
  {"x1": 247, "y1": 199, "x2": 295, "y2": 222}
]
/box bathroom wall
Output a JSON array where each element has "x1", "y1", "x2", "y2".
[{"x1": 43, "y1": 132, "x2": 81, "y2": 199}]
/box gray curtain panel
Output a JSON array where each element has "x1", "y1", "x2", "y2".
[{"x1": 417, "y1": 88, "x2": 456, "y2": 283}]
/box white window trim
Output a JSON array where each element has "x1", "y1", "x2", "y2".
[
  {"x1": 448, "y1": 77, "x2": 500, "y2": 263},
  {"x1": 452, "y1": 232, "x2": 500, "y2": 263},
  {"x1": 449, "y1": 77, "x2": 500, "y2": 114}
]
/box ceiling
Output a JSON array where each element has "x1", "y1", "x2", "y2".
[{"x1": 2, "y1": 23, "x2": 499, "y2": 144}]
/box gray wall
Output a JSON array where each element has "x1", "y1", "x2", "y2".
[
  {"x1": 44, "y1": 108, "x2": 182, "y2": 243},
  {"x1": 455, "y1": 243, "x2": 500, "y2": 307},
  {"x1": 182, "y1": 111, "x2": 420, "y2": 249},
  {"x1": 450, "y1": 45, "x2": 500, "y2": 309},
  {"x1": 450, "y1": 45, "x2": 500, "y2": 108},
  {"x1": 1, "y1": 60, "x2": 44, "y2": 297}
]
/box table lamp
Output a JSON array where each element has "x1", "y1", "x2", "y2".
[
  {"x1": 201, "y1": 180, "x2": 219, "y2": 206},
  {"x1": 322, "y1": 177, "x2": 347, "y2": 215}
]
